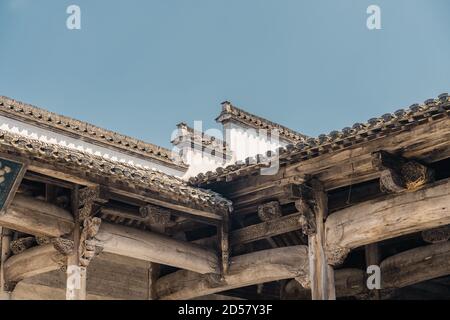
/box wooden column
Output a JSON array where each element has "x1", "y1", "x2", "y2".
[
  {"x1": 146, "y1": 216, "x2": 166, "y2": 300},
  {"x1": 365, "y1": 243, "x2": 380, "y2": 299},
  {"x1": 0, "y1": 227, "x2": 12, "y2": 300},
  {"x1": 66, "y1": 186, "x2": 86, "y2": 300},
  {"x1": 147, "y1": 262, "x2": 159, "y2": 300},
  {"x1": 308, "y1": 180, "x2": 335, "y2": 300},
  {"x1": 218, "y1": 211, "x2": 230, "y2": 274}
]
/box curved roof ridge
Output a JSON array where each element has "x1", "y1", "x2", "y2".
[{"x1": 216, "y1": 101, "x2": 309, "y2": 143}]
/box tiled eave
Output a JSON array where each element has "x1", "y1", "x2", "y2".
[
  {"x1": 0, "y1": 129, "x2": 232, "y2": 216},
  {"x1": 0, "y1": 96, "x2": 187, "y2": 171},
  {"x1": 192, "y1": 93, "x2": 450, "y2": 186}
]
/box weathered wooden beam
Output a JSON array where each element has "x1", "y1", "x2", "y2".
[
  {"x1": 381, "y1": 241, "x2": 450, "y2": 289},
  {"x1": 0, "y1": 194, "x2": 74, "y2": 237},
  {"x1": 325, "y1": 178, "x2": 450, "y2": 265},
  {"x1": 307, "y1": 180, "x2": 335, "y2": 300},
  {"x1": 156, "y1": 246, "x2": 309, "y2": 300},
  {"x1": 0, "y1": 195, "x2": 220, "y2": 274},
  {"x1": 286, "y1": 241, "x2": 450, "y2": 299},
  {"x1": 235, "y1": 213, "x2": 305, "y2": 245},
  {"x1": 193, "y1": 212, "x2": 307, "y2": 248},
  {"x1": 3, "y1": 244, "x2": 64, "y2": 285},
  {"x1": 108, "y1": 187, "x2": 222, "y2": 224},
  {"x1": 94, "y1": 222, "x2": 219, "y2": 274},
  {"x1": 422, "y1": 225, "x2": 450, "y2": 243}
]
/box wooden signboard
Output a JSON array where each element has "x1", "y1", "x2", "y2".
[{"x1": 0, "y1": 154, "x2": 27, "y2": 215}]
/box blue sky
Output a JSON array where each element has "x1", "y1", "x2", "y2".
[{"x1": 1, "y1": 0, "x2": 449, "y2": 148}]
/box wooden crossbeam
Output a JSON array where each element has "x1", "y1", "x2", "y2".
[
  {"x1": 0, "y1": 194, "x2": 219, "y2": 275},
  {"x1": 193, "y1": 212, "x2": 306, "y2": 248},
  {"x1": 325, "y1": 178, "x2": 450, "y2": 265},
  {"x1": 156, "y1": 246, "x2": 309, "y2": 300}
]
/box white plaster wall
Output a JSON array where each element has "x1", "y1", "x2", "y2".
[
  {"x1": 223, "y1": 122, "x2": 288, "y2": 163},
  {"x1": 181, "y1": 148, "x2": 226, "y2": 178},
  {"x1": 180, "y1": 121, "x2": 290, "y2": 178},
  {"x1": 0, "y1": 115, "x2": 185, "y2": 177}
]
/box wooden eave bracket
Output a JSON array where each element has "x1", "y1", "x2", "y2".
[{"x1": 372, "y1": 150, "x2": 434, "y2": 193}]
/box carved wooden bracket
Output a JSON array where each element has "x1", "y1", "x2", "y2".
[
  {"x1": 257, "y1": 201, "x2": 282, "y2": 222},
  {"x1": 325, "y1": 245, "x2": 351, "y2": 266},
  {"x1": 372, "y1": 151, "x2": 434, "y2": 193},
  {"x1": 294, "y1": 270, "x2": 311, "y2": 289},
  {"x1": 79, "y1": 217, "x2": 102, "y2": 267},
  {"x1": 78, "y1": 186, "x2": 101, "y2": 220},
  {"x1": 139, "y1": 204, "x2": 173, "y2": 226},
  {"x1": 422, "y1": 225, "x2": 450, "y2": 244},
  {"x1": 52, "y1": 238, "x2": 75, "y2": 256},
  {"x1": 35, "y1": 236, "x2": 51, "y2": 245},
  {"x1": 294, "y1": 199, "x2": 316, "y2": 236},
  {"x1": 10, "y1": 236, "x2": 36, "y2": 255},
  {"x1": 290, "y1": 182, "x2": 317, "y2": 236}
]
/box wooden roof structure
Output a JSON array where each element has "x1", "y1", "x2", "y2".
[{"x1": 0, "y1": 93, "x2": 449, "y2": 300}]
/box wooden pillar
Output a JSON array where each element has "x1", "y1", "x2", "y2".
[
  {"x1": 66, "y1": 186, "x2": 86, "y2": 300},
  {"x1": 308, "y1": 180, "x2": 336, "y2": 300},
  {"x1": 219, "y1": 211, "x2": 230, "y2": 274},
  {"x1": 147, "y1": 223, "x2": 164, "y2": 300},
  {"x1": 147, "y1": 263, "x2": 159, "y2": 300},
  {"x1": 0, "y1": 227, "x2": 12, "y2": 300},
  {"x1": 365, "y1": 243, "x2": 380, "y2": 299}
]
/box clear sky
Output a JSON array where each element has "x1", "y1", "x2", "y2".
[{"x1": 1, "y1": 0, "x2": 449, "y2": 148}]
